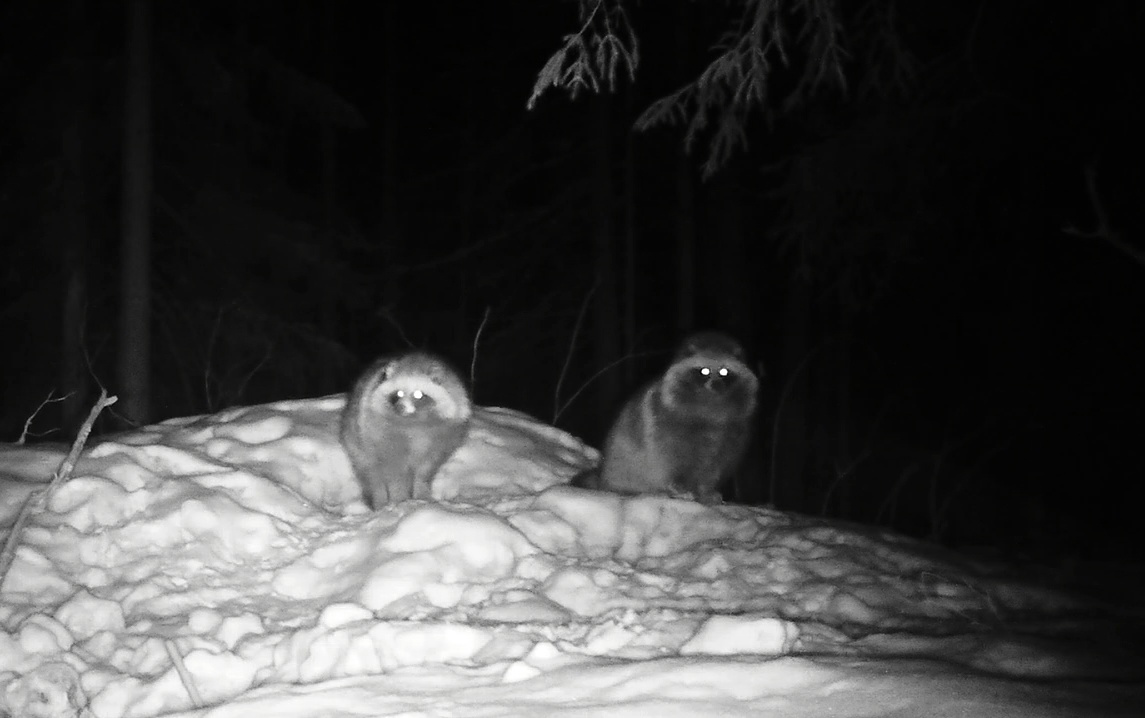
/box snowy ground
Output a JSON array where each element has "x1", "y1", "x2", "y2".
[{"x1": 0, "y1": 396, "x2": 1141, "y2": 717}]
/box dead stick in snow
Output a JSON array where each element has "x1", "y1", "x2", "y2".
[
  {"x1": 0, "y1": 494, "x2": 39, "y2": 594},
  {"x1": 46, "y1": 389, "x2": 117, "y2": 496},
  {"x1": 0, "y1": 390, "x2": 117, "y2": 594},
  {"x1": 165, "y1": 640, "x2": 204, "y2": 708}
]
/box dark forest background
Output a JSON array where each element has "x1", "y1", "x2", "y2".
[{"x1": 2, "y1": 1, "x2": 1142, "y2": 565}]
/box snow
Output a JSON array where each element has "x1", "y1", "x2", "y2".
[{"x1": 0, "y1": 397, "x2": 1141, "y2": 717}]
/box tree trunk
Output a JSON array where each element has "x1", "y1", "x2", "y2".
[
  {"x1": 318, "y1": 2, "x2": 339, "y2": 390},
  {"x1": 705, "y1": 166, "x2": 753, "y2": 500},
  {"x1": 674, "y1": 155, "x2": 697, "y2": 333},
  {"x1": 707, "y1": 165, "x2": 750, "y2": 340},
  {"x1": 833, "y1": 303, "x2": 852, "y2": 517},
  {"x1": 621, "y1": 83, "x2": 637, "y2": 384},
  {"x1": 117, "y1": 0, "x2": 153, "y2": 425},
  {"x1": 58, "y1": 0, "x2": 93, "y2": 435},
  {"x1": 378, "y1": 1, "x2": 402, "y2": 336},
  {"x1": 773, "y1": 275, "x2": 813, "y2": 509},
  {"x1": 60, "y1": 119, "x2": 89, "y2": 435},
  {"x1": 672, "y1": 0, "x2": 698, "y2": 333},
  {"x1": 590, "y1": 93, "x2": 621, "y2": 419}
]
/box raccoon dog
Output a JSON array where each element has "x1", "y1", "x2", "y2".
[
  {"x1": 340, "y1": 352, "x2": 472, "y2": 508},
  {"x1": 576, "y1": 332, "x2": 758, "y2": 503}
]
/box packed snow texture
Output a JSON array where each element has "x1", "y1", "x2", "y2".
[{"x1": 0, "y1": 397, "x2": 1141, "y2": 717}]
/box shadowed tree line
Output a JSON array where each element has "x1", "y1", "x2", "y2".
[{"x1": 2, "y1": 0, "x2": 1142, "y2": 560}]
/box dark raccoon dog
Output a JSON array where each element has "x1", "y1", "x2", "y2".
[
  {"x1": 340, "y1": 352, "x2": 472, "y2": 508},
  {"x1": 573, "y1": 332, "x2": 758, "y2": 503}
]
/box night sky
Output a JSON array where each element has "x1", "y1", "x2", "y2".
[{"x1": 2, "y1": 1, "x2": 1142, "y2": 562}]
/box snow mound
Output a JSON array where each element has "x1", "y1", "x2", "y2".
[{"x1": 0, "y1": 397, "x2": 1140, "y2": 718}]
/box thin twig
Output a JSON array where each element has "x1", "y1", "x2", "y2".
[
  {"x1": 926, "y1": 438, "x2": 953, "y2": 542},
  {"x1": 554, "y1": 352, "x2": 650, "y2": 424},
  {"x1": 1062, "y1": 164, "x2": 1145, "y2": 270},
  {"x1": 769, "y1": 342, "x2": 824, "y2": 506},
  {"x1": 471, "y1": 306, "x2": 491, "y2": 388},
  {"x1": 16, "y1": 390, "x2": 71, "y2": 444},
  {"x1": 203, "y1": 303, "x2": 227, "y2": 411},
  {"x1": 820, "y1": 448, "x2": 870, "y2": 517},
  {"x1": 165, "y1": 640, "x2": 204, "y2": 708},
  {"x1": 379, "y1": 307, "x2": 414, "y2": 349},
  {"x1": 875, "y1": 464, "x2": 918, "y2": 526},
  {"x1": 820, "y1": 390, "x2": 896, "y2": 516},
  {"x1": 553, "y1": 279, "x2": 597, "y2": 423},
  {"x1": 934, "y1": 436, "x2": 1012, "y2": 538},
  {"x1": 0, "y1": 390, "x2": 117, "y2": 595},
  {"x1": 231, "y1": 340, "x2": 273, "y2": 403},
  {"x1": 45, "y1": 390, "x2": 116, "y2": 496}
]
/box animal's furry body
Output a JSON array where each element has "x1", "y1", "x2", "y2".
[
  {"x1": 576, "y1": 332, "x2": 758, "y2": 503},
  {"x1": 340, "y1": 352, "x2": 472, "y2": 508}
]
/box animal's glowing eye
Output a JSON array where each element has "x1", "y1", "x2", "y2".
[
  {"x1": 700, "y1": 367, "x2": 712, "y2": 376},
  {"x1": 719, "y1": 367, "x2": 729, "y2": 377},
  {"x1": 394, "y1": 390, "x2": 406, "y2": 399},
  {"x1": 412, "y1": 390, "x2": 425, "y2": 400}
]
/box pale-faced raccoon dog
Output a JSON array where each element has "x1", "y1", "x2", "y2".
[
  {"x1": 574, "y1": 331, "x2": 759, "y2": 504},
  {"x1": 340, "y1": 352, "x2": 472, "y2": 508}
]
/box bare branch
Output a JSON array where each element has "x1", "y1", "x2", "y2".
[
  {"x1": 471, "y1": 306, "x2": 491, "y2": 388},
  {"x1": 1062, "y1": 164, "x2": 1145, "y2": 270},
  {"x1": 46, "y1": 389, "x2": 117, "y2": 497},
  {"x1": 555, "y1": 350, "x2": 652, "y2": 424},
  {"x1": 16, "y1": 390, "x2": 72, "y2": 444},
  {"x1": 554, "y1": 279, "x2": 598, "y2": 423},
  {"x1": 1, "y1": 390, "x2": 117, "y2": 595}
]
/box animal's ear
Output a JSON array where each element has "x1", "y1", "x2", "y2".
[
  {"x1": 380, "y1": 359, "x2": 397, "y2": 381},
  {"x1": 675, "y1": 331, "x2": 746, "y2": 362}
]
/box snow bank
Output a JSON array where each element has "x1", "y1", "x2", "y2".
[{"x1": 0, "y1": 397, "x2": 1140, "y2": 717}]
